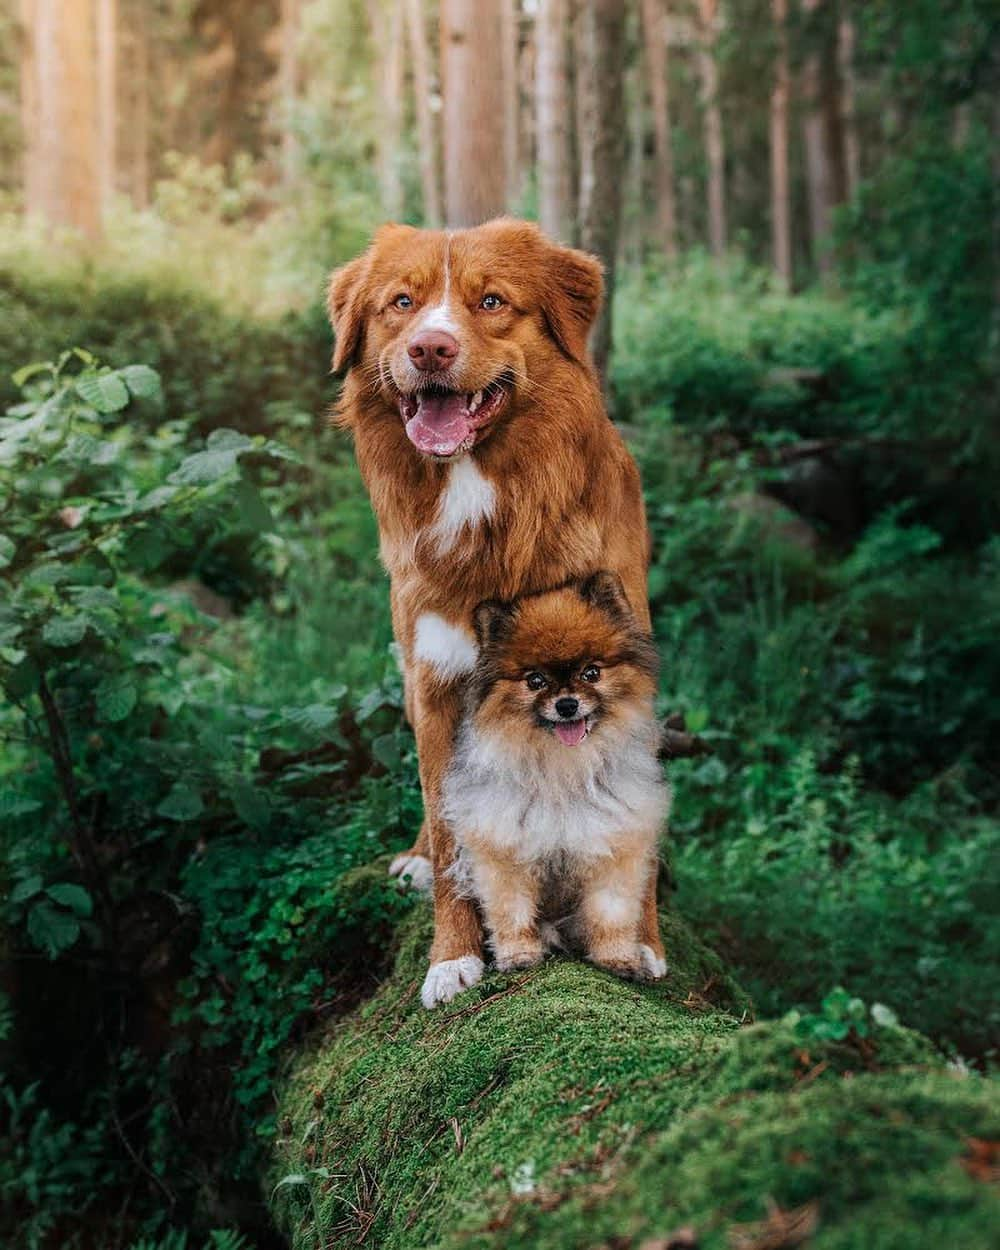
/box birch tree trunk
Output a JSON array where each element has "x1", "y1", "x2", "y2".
[
  {"x1": 535, "y1": 0, "x2": 574, "y2": 242},
  {"x1": 279, "y1": 0, "x2": 301, "y2": 188},
  {"x1": 440, "y1": 0, "x2": 507, "y2": 226},
  {"x1": 640, "y1": 0, "x2": 677, "y2": 261},
  {"x1": 404, "y1": 0, "x2": 443, "y2": 225},
  {"x1": 696, "y1": 0, "x2": 726, "y2": 256},
  {"x1": 575, "y1": 0, "x2": 627, "y2": 381},
  {"x1": 96, "y1": 0, "x2": 117, "y2": 216},
  {"x1": 769, "y1": 0, "x2": 792, "y2": 286}
]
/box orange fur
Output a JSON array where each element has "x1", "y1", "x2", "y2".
[{"x1": 328, "y1": 219, "x2": 661, "y2": 997}]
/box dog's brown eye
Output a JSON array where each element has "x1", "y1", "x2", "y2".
[
  {"x1": 525, "y1": 671, "x2": 547, "y2": 691},
  {"x1": 393, "y1": 293, "x2": 414, "y2": 310},
  {"x1": 581, "y1": 664, "x2": 601, "y2": 683},
  {"x1": 480, "y1": 293, "x2": 504, "y2": 311}
]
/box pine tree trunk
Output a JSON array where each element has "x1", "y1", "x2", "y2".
[
  {"x1": 23, "y1": 0, "x2": 101, "y2": 236},
  {"x1": 575, "y1": 0, "x2": 627, "y2": 381},
  {"x1": 696, "y1": 0, "x2": 726, "y2": 256},
  {"x1": 96, "y1": 0, "x2": 117, "y2": 217},
  {"x1": 535, "y1": 0, "x2": 574, "y2": 242},
  {"x1": 501, "y1": 0, "x2": 520, "y2": 209},
  {"x1": 837, "y1": 8, "x2": 860, "y2": 199},
  {"x1": 404, "y1": 0, "x2": 443, "y2": 226},
  {"x1": 367, "y1": 0, "x2": 405, "y2": 220},
  {"x1": 801, "y1": 0, "x2": 833, "y2": 273},
  {"x1": 279, "y1": 0, "x2": 301, "y2": 188},
  {"x1": 770, "y1": 0, "x2": 792, "y2": 286},
  {"x1": 640, "y1": 0, "x2": 677, "y2": 261},
  {"x1": 440, "y1": 0, "x2": 507, "y2": 226}
]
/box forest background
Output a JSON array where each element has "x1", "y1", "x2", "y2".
[{"x1": 0, "y1": 2, "x2": 998, "y2": 1247}]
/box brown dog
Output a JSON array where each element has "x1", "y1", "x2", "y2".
[{"x1": 328, "y1": 218, "x2": 660, "y2": 1006}]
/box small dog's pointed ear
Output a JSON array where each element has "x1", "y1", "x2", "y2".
[
  {"x1": 327, "y1": 253, "x2": 370, "y2": 374},
  {"x1": 473, "y1": 599, "x2": 515, "y2": 651},
  {"x1": 579, "y1": 570, "x2": 631, "y2": 620},
  {"x1": 541, "y1": 243, "x2": 604, "y2": 365}
]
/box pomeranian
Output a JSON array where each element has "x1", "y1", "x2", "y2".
[{"x1": 442, "y1": 572, "x2": 671, "y2": 982}]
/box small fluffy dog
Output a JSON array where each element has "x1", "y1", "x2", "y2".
[{"x1": 442, "y1": 573, "x2": 671, "y2": 983}]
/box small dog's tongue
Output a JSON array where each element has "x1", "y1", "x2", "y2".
[
  {"x1": 554, "y1": 719, "x2": 588, "y2": 747},
  {"x1": 405, "y1": 392, "x2": 472, "y2": 457}
]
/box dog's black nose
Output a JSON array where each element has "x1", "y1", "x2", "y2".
[{"x1": 555, "y1": 696, "x2": 579, "y2": 719}]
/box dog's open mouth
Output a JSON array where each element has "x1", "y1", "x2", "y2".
[
  {"x1": 399, "y1": 379, "x2": 509, "y2": 458},
  {"x1": 551, "y1": 717, "x2": 591, "y2": 747}
]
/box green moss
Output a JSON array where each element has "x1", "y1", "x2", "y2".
[{"x1": 269, "y1": 904, "x2": 999, "y2": 1249}]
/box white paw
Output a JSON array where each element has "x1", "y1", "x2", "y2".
[
  {"x1": 389, "y1": 853, "x2": 433, "y2": 893},
  {"x1": 420, "y1": 956, "x2": 484, "y2": 1009},
  {"x1": 639, "y1": 944, "x2": 668, "y2": 980}
]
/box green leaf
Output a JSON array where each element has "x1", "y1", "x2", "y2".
[
  {"x1": 45, "y1": 883, "x2": 93, "y2": 917},
  {"x1": 169, "y1": 448, "x2": 242, "y2": 486},
  {"x1": 96, "y1": 674, "x2": 137, "y2": 723},
  {"x1": 207, "y1": 428, "x2": 254, "y2": 453},
  {"x1": 871, "y1": 1002, "x2": 899, "y2": 1029},
  {"x1": 12, "y1": 361, "x2": 51, "y2": 387},
  {"x1": 371, "y1": 733, "x2": 401, "y2": 771},
  {"x1": 120, "y1": 364, "x2": 162, "y2": 400},
  {"x1": 42, "y1": 615, "x2": 88, "y2": 647},
  {"x1": 27, "y1": 900, "x2": 81, "y2": 957},
  {"x1": 156, "y1": 783, "x2": 204, "y2": 821},
  {"x1": 9, "y1": 873, "x2": 44, "y2": 904},
  {"x1": 0, "y1": 793, "x2": 43, "y2": 819},
  {"x1": 231, "y1": 780, "x2": 271, "y2": 831},
  {"x1": 75, "y1": 371, "x2": 130, "y2": 413},
  {"x1": 281, "y1": 703, "x2": 339, "y2": 734},
  {"x1": 0, "y1": 534, "x2": 14, "y2": 569},
  {"x1": 235, "y1": 476, "x2": 275, "y2": 532}
]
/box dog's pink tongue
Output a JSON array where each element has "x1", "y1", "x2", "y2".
[
  {"x1": 405, "y1": 392, "x2": 472, "y2": 456},
  {"x1": 554, "y1": 719, "x2": 588, "y2": 746}
]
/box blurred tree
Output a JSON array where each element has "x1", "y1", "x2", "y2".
[
  {"x1": 440, "y1": 0, "x2": 507, "y2": 225},
  {"x1": 366, "y1": 0, "x2": 405, "y2": 219},
  {"x1": 120, "y1": 0, "x2": 149, "y2": 207},
  {"x1": 837, "y1": 5, "x2": 859, "y2": 198},
  {"x1": 404, "y1": 0, "x2": 443, "y2": 225},
  {"x1": 279, "y1": 0, "x2": 301, "y2": 187},
  {"x1": 20, "y1": 0, "x2": 102, "y2": 236},
  {"x1": 769, "y1": 0, "x2": 791, "y2": 285},
  {"x1": 641, "y1": 0, "x2": 678, "y2": 260},
  {"x1": 96, "y1": 0, "x2": 117, "y2": 215},
  {"x1": 501, "y1": 0, "x2": 521, "y2": 208},
  {"x1": 695, "y1": 0, "x2": 727, "y2": 256},
  {"x1": 536, "y1": 0, "x2": 575, "y2": 241},
  {"x1": 575, "y1": 0, "x2": 626, "y2": 379}
]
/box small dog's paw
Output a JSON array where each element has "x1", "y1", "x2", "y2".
[
  {"x1": 638, "y1": 944, "x2": 668, "y2": 980},
  {"x1": 493, "y1": 944, "x2": 544, "y2": 972},
  {"x1": 389, "y1": 853, "x2": 433, "y2": 893},
  {"x1": 588, "y1": 947, "x2": 645, "y2": 982},
  {"x1": 420, "y1": 956, "x2": 484, "y2": 1009}
]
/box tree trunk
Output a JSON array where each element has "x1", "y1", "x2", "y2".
[
  {"x1": 279, "y1": 0, "x2": 301, "y2": 188},
  {"x1": 501, "y1": 0, "x2": 520, "y2": 209},
  {"x1": 640, "y1": 0, "x2": 677, "y2": 261},
  {"x1": 440, "y1": 0, "x2": 507, "y2": 227},
  {"x1": 125, "y1": 0, "x2": 149, "y2": 207},
  {"x1": 96, "y1": 0, "x2": 117, "y2": 216},
  {"x1": 695, "y1": 0, "x2": 726, "y2": 256},
  {"x1": 404, "y1": 0, "x2": 443, "y2": 226},
  {"x1": 837, "y1": 7, "x2": 860, "y2": 199},
  {"x1": 575, "y1": 0, "x2": 627, "y2": 382},
  {"x1": 801, "y1": 0, "x2": 834, "y2": 273},
  {"x1": 19, "y1": 0, "x2": 40, "y2": 215},
  {"x1": 22, "y1": 0, "x2": 101, "y2": 236},
  {"x1": 535, "y1": 0, "x2": 574, "y2": 242},
  {"x1": 769, "y1": 0, "x2": 792, "y2": 287},
  {"x1": 367, "y1": 0, "x2": 406, "y2": 220}
]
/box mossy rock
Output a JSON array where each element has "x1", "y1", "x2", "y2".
[{"x1": 268, "y1": 902, "x2": 1000, "y2": 1249}]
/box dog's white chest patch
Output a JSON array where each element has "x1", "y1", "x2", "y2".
[
  {"x1": 414, "y1": 613, "x2": 478, "y2": 681},
  {"x1": 431, "y1": 457, "x2": 496, "y2": 554}
]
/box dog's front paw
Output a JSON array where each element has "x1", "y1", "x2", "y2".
[
  {"x1": 587, "y1": 944, "x2": 645, "y2": 982},
  {"x1": 420, "y1": 956, "x2": 484, "y2": 1009},
  {"x1": 389, "y1": 852, "x2": 433, "y2": 893},
  {"x1": 493, "y1": 942, "x2": 545, "y2": 972},
  {"x1": 638, "y1": 944, "x2": 668, "y2": 980}
]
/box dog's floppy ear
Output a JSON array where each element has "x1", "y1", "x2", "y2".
[
  {"x1": 473, "y1": 599, "x2": 516, "y2": 651},
  {"x1": 541, "y1": 244, "x2": 605, "y2": 365},
  {"x1": 327, "y1": 253, "x2": 370, "y2": 374},
  {"x1": 579, "y1": 570, "x2": 631, "y2": 621}
]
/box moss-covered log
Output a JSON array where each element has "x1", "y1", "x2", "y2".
[{"x1": 269, "y1": 885, "x2": 999, "y2": 1249}]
